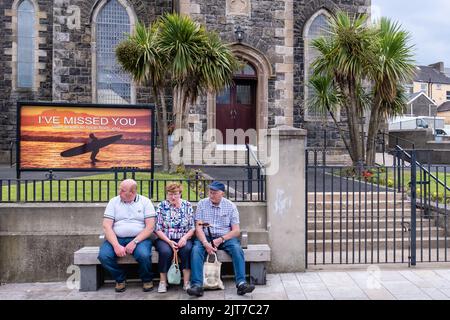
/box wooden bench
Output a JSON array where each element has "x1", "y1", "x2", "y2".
[{"x1": 74, "y1": 240, "x2": 271, "y2": 292}]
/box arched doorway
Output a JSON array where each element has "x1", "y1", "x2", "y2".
[{"x1": 216, "y1": 62, "x2": 257, "y2": 144}]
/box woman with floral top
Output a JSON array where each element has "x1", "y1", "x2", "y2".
[{"x1": 155, "y1": 182, "x2": 195, "y2": 293}]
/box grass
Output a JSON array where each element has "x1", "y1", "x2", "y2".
[{"x1": 0, "y1": 172, "x2": 207, "y2": 202}]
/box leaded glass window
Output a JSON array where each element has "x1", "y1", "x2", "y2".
[
  {"x1": 96, "y1": 0, "x2": 132, "y2": 104},
  {"x1": 17, "y1": 0, "x2": 35, "y2": 88},
  {"x1": 304, "y1": 12, "x2": 331, "y2": 120}
]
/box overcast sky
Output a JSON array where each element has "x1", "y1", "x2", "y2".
[{"x1": 371, "y1": 0, "x2": 450, "y2": 67}]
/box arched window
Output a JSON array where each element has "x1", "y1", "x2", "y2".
[
  {"x1": 95, "y1": 0, "x2": 134, "y2": 104},
  {"x1": 304, "y1": 10, "x2": 332, "y2": 120},
  {"x1": 17, "y1": 0, "x2": 35, "y2": 88}
]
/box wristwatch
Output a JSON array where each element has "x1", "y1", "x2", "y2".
[
  {"x1": 133, "y1": 239, "x2": 139, "y2": 245},
  {"x1": 220, "y1": 236, "x2": 226, "y2": 244}
]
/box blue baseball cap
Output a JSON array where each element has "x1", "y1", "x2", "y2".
[{"x1": 209, "y1": 181, "x2": 225, "y2": 192}]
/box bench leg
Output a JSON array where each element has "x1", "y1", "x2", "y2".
[
  {"x1": 249, "y1": 262, "x2": 266, "y2": 285},
  {"x1": 79, "y1": 265, "x2": 102, "y2": 292}
]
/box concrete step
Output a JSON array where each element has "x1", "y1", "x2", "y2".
[
  {"x1": 309, "y1": 201, "x2": 411, "y2": 211},
  {"x1": 308, "y1": 237, "x2": 450, "y2": 251},
  {"x1": 247, "y1": 229, "x2": 269, "y2": 245},
  {"x1": 308, "y1": 192, "x2": 405, "y2": 202},
  {"x1": 307, "y1": 227, "x2": 443, "y2": 241},
  {"x1": 307, "y1": 208, "x2": 413, "y2": 218},
  {"x1": 309, "y1": 218, "x2": 413, "y2": 229}
]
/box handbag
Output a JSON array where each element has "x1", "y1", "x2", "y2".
[
  {"x1": 203, "y1": 253, "x2": 224, "y2": 290},
  {"x1": 167, "y1": 250, "x2": 181, "y2": 285},
  {"x1": 202, "y1": 223, "x2": 224, "y2": 290}
]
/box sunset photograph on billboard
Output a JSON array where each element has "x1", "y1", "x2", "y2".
[{"x1": 18, "y1": 103, "x2": 154, "y2": 171}]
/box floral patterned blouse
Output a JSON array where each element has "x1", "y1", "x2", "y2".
[{"x1": 155, "y1": 200, "x2": 195, "y2": 240}]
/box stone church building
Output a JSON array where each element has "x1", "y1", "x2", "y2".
[{"x1": 0, "y1": 0, "x2": 371, "y2": 163}]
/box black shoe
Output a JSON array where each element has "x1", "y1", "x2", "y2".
[
  {"x1": 187, "y1": 285, "x2": 204, "y2": 297},
  {"x1": 237, "y1": 282, "x2": 255, "y2": 295}
]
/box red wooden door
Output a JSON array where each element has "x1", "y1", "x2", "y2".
[{"x1": 216, "y1": 79, "x2": 256, "y2": 144}]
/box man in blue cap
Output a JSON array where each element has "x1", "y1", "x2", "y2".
[{"x1": 187, "y1": 181, "x2": 255, "y2": 297}]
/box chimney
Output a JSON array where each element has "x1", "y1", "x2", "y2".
[{"x1": 429, "y1": 62, "x2": 445, "y2": 73}]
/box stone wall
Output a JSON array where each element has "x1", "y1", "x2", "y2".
[
  {"x1": 0, "y1": 0, "x2": 172, "y2": 160},
  {"x1": 294, "y1": 0, "x2": 370, "y2": 149}
]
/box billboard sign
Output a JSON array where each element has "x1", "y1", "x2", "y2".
[{"x1": 17, "y1": 102, "x2": 154, "y2": 174}]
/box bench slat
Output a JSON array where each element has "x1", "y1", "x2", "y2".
[{"x1": 74, "y1": 245, "x2": 270, "y2": 265}]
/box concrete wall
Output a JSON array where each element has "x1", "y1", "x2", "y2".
[
  {"x1": 388, "y1": 130, "x2": 450, "y2": 164},
  {"x1": 0, "y1": 202, "x2": 267, "y2": 283}
]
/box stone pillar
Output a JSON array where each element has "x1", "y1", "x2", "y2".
[{"x1": 266, "y1": 122, "x2": 307, "y2": 273}]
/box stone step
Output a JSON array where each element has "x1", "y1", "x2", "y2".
[
  {"x1": 309, "y1": 201, "x2": 411, "y2": 211},
  {"x1": 309, "y1": 218, "x2": 413, "y2": 229},
  {"x1": 307, "y1": 208, "x2": 413, "y2": 218},
  {"x1": 308, "y1": 193, "x2": 405, "y2": 202},
  {"x1": 308, "y1": 237, "x2": 450, "y2": 251},
  {"x1": 247, "y1": 229, "x2": 269, "y2": 245}
]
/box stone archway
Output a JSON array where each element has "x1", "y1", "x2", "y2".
[{"x1": 206, "y1": 43, "x2": 275, "y2": 143}]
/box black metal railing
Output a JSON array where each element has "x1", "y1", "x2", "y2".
[
  {"x1": 245, "y1": 143, "x2": 265, "y2": 200},
  {"x1": 0, "y1": 177, "x2": 266, "y2": 203}
]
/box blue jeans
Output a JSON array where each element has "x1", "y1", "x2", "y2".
[
  {"x1": 190, "y1": 237, "x2": 246, "y2": 287},
  {"x1": 98, "y1": 237, "x2": 153, "y2": 283}
]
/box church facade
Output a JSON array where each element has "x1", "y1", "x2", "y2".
[{"x1": 0, "y1": 0, "x2": 371, "y2": 162}]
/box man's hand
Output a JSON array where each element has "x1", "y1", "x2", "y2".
[
  {"x1": 114, "y1": 244, "x2": 127, "y2": 257},
  {"x1": 125, "y1": 241, "x2": 137, "y2": 255},
  {"x1": 212, "y1": 238, "x2": 223, "y2": 248},
  {"x1": 203, "y1": 241, "x2": 217, "y2": 255}
]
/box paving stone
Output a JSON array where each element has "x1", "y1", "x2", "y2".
[
  {"x1": 421, "y1": 288, "x2": 450, "y2": 300},
  {"x1": 304, "y1": 290, "x2": 334, "y2": 300},
  {"x1": 381, "y1": 281, "x2": 423, "y2": 296}
]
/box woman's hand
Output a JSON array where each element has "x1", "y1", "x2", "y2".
[{"x1": 168, "y1": 240, "x2": 179, "y2": 252}]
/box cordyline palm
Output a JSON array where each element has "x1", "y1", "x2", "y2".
[
  {"x1": 116, "y1": 22, "x2": 171, "y2": 171},
  {"x1": 310, "y1": 11, "x2": 375, "y2": 165},
  {"x1": 365, "y1": 18, "x2": 415, "y2": 165},
  {"x1": 157, "y1": 13, "x2": 239, "y2": 131}
]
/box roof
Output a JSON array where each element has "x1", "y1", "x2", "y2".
[
  {"x1": 414, "y1": 65, "x2": 450, "y2": 85},
  {"x1": 407, "y1": 91, "x2": 436, "y2": 105},
  {"x1": 438, "y1": 101, "x2": 450, "y2": 112}
]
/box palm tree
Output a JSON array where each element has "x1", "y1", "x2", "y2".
[
  {"x1": 309, "y1": 11, "x2": 415, "y2": 167},
  {"x1": 365, "y1": 18, "x2": 415, "y2": 165},
  {"x1": 310, "y1": 11, "x2": 375, "y2": 166},
  {"x1": 157, "y1": 13, "x2": 240, "y2": 131},
  {"x1": 116, "y1": 22, "x2": 171, "y2": 171}
]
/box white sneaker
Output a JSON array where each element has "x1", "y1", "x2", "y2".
[
  {"x1": 158, "y1": 281, "x2": 167, "y2": 293},
  {"x1": 183, "y1": 282, "x2": 191, "y2": 291}
]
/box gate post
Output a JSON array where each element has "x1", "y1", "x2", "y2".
[
  {"x1": 266, "y1": 121, "x2": 307, "y2": 272},
  {"x1": 410, "y1": 150, "x2": 417, "y2": 266}
]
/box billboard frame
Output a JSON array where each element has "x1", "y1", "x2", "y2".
[{"x1": 16, "y1": 101, "x2": 155, "y2": 179}]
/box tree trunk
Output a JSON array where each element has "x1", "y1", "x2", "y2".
[
  {"x1": 328, "y1": 110, "x2": 353, "y2": 161},
  {"x1": 152, "y1": 89, "x2": 167, "y2": 172},
  {"x1": 366, "y1": 101, "x2": 381, "y2": 166}
]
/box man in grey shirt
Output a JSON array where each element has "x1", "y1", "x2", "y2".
[{"x1": 97, "y1": 179, "x2": 156, "y2": 292}]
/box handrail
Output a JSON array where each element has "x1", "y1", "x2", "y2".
[
  {"x1": 395, "y1": 145, "x2": 450, "y2": 194},
  {"x1": 245, "y1": 143, "x2": 265, "y2": 173}
]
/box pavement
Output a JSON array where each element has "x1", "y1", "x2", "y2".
[{"x1": 3, "y1": 266, "x2": 450, "y2": 300}]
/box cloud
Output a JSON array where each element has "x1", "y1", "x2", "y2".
[{"x1": 372, "y1": 0, "x2": 450, "y2": 66}]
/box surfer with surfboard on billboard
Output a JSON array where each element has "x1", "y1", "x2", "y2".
[{"x1": 60, "y1": 134, "x2": 123, "y2": 164}]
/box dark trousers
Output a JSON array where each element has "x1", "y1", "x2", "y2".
[{"x1": 154, "y1": 239, "x2": 192, "y2": 273}]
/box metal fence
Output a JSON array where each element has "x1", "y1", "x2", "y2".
[{"x1": 306, "y1": 147, "x2": 450, "y2": 266}]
